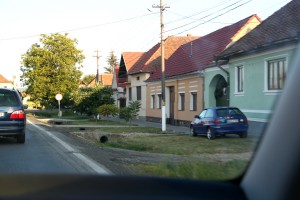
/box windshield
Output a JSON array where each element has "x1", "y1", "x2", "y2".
[{"x1": 0, "y1": 0, "x2": 294, "y2": 181}]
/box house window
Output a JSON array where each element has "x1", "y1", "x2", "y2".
[
  {"x1": 236, "y1": 65, "x2": 244, "y2": 93},
  {"x1": 178, "y1": 93, "x2": 185, "y2": 111},
  {"x1": 129, "y1": 87, "x2": 132, "y2": 101},
  {"x1": 136, "y1": 86, "x2": 141, "y2": 100},
  {"x1": 267, "y1": 58, "x2": 286, "y2": 90},
  {"x1": 190, "y1": 92, "x2": 197, "y2": 111},
  {"x1": 136, "y1": 76, "x2": 140, "y2": 81},
  {"x1": 151, "y1": 95, "x2": 155, "y2": 109},
  {"x1": 157, "y1": 94, "x2": 162, "y2": 109}
]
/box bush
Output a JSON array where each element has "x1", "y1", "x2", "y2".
[
  {"x1": 97, "y1": 104, "x2": 119, "y2": 117},
  {"x1": 119, "y1": 101, "x2": 141, "y2": 122},
  {"x1": 119, "y1": 107, "x2": 133, "y2": 122}
]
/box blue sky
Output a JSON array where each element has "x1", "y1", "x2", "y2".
[{"x1": 0, "y1": 0, "x2": 291, "y2": 85}]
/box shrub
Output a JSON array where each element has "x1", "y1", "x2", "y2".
[
  {"x1": 119, "y1": 107, "x2": 133, "y2": 122},
  {"x1": 119, "y1": 100, "x2": 141, "y2": 122},
  {"x1": 97, "y1": 104, "x2": 119, "y2": 117}
]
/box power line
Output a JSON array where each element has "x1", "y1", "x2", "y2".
[
  {"x1": 165, "y1": 0, "x2": 235, "y2": 25},
  {"x1": 0, "y1": 12, "x2": 158, "y2": 42},
  {"x1": 164, "y1": 0, "x2": 249, "y2": 34}
]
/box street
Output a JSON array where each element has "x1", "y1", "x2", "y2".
[{"x1": 0, "y1": 118, "x2": 112, "y2": 175}]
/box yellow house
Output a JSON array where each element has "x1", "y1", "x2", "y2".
[{"x1": 145, "y1": 15, "x2": 261, "y2": 126}]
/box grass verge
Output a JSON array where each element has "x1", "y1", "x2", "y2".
[
  {"x1": 97, "y1": 134, "x2": 258, "y2": 155},
  {"x1": 134, "y1": 159, "x2": 248, "y2": 180}
]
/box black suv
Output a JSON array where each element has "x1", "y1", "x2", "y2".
[{"x1": 0, "y1": 88, "x2": 27, "y2": 143}]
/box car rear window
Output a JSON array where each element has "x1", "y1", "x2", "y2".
[
  {"x1": 0, "y1": 92, "x2": 19, "y2": 107},
  {"x1": 216, "y1": 108, "x2": 243, "y2": 117}
]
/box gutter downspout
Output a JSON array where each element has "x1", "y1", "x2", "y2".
[{"x1": 214, "y1": 58, "x2": 230, "y2": 106}]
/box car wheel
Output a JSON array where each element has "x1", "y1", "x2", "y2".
[
  {"x1": 207, "y1": 128, "x2": 215, "y2": 140},
  {"x1": 17, "y1": 134, "x2": 25, "y2": 144},
  {"x1": 240, "y1": 132, "x2": 248, "y2": 138},
  {"x1": 190, "y1": 126, "x2": 197, "y2": 136}
]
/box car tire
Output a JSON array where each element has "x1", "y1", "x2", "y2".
[
  {"x1": 239, "y1": 132, "x2": 248, "y2": 138},
  {"x1": 17, "y1": 134, "x2": 25, "y2": 144},
  {"x1": 207, "y1": 128, "x2": 215, "y2": 140},
  {"x1": 190, "y1": 126, "x2": 197, "y2": 136}
]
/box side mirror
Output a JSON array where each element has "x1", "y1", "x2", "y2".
[
  {"x1": 194, "y1": 115, "x2": 200, "y2": 119},
  {"x1": 23, "y1": 104, "x2": 28, "y2": 109}
]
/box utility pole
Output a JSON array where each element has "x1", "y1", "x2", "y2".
[
  {"x1": 153, "y1": 0, "x2": 169, "y2": 132},
  {"x1": 93, "y1": 50, "x2": 101, "y2": 83}
]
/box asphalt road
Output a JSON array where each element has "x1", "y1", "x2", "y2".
[{"x1": 0, "y1": 118, "x2": 112, "y2": 175}]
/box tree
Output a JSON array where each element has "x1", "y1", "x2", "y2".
[
  {"x1": 82, "y1": 74, "x2": 95, "y2": 85},
  {"x1": 75, "y1": 87, "x2": 114, "y2": 116},
  {"x1": 20, "y1": 33, "x2": 85, "y2": 109},
  {"x1": 104, "y1": 50, "x2": 118, "y2": 74}
]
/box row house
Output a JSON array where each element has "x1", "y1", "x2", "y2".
[
  {"x1": 114, "y1": 14, "x2": 261, "y2": 125},
  {"x1": 206, "y1": 0, "x2": 300, "y2": 132}
]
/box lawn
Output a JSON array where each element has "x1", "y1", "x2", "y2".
[{"x1": 94, "y1": 126, "x2": 258, "y2": 180}]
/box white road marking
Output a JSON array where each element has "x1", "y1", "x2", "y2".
[{"x1": 27, "y1": 120, "x2": 112, "y2": 175}]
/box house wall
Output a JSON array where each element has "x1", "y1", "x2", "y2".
[
  {"x1": 205, "y1": 44, "x2": 297, "y2": 124},
  {"x1": 227, "y1": 17, "x2": 261, "y2": 48},
  {"x1": 126, "y1": 73, "x2": 150, "y2": 119},
  {"x1": 0, "y1": 82, "x2": 13, "y2": 88},
  {"x1": 146, "y1": 75, "x2": 203, "y2": 126},
  {"x1": 204, "y1": 66, "x2": 229, "y2": 108},
  {"x1": 228, "y1": 45, "x2": 296, "y2": 122}
]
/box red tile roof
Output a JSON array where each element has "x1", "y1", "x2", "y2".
[
  {"x1": 128, "y1": 35, "x2": 200, "y2": 75},
  {"x1": 147, "y1": 15, "x2": 260, "y2": 81},
  {"x1": 88, "y1": 74, "x2": 113, "y2": 87},
  {"x1": 0, "y1": 74, "x2": 11, "y2": 83},
  {"x1": 117, "y1": 52, "x2": 144, "y2": 84},
  {"x1": 121, "y1": 52, "x2": 144, "y2": 71},
  {"x1": 218, "y1": 1, "x2": 300, "y2": 59}
]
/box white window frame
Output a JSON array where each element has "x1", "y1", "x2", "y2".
[
  {"x1": 178, "y1": 92, "x2": 185, "y2": 111},
  {"x1": 150, "y1": 94, "x2": 155, "y2": 109},
  {"x1": 156, "y1": 93, "x2": 161, "y2": 109},
  {"x1": 264, "y1": 55, "x2": 288, "y2": 94},
  {"x1": 189, "y1": 91, "x2": 198, "y2": 111},
  {"x1": 235, "y1": 64, "x2": 244, "y2": 95}
]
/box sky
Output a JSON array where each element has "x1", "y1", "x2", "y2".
[{"x1": 0, "y1": 0, "x2": 291, "y2": 86}]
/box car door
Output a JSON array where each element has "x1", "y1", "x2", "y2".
[{"x1": 193, "y1": 109, "x2": 207, "y2": 133}]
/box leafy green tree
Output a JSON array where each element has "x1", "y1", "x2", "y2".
[
  {"x1": 20, "y1": 33, "x2": 85, "y2": 109},
  {"x1": 104, "y1": 50, "x2": 118, "y2": 74},
  {"x1": 75, "y1": 87, "x2": 114, "y2": 116}
]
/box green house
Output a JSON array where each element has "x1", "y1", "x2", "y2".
[{"x1": 204, "y1": 1, "x2": 300, "y2": 133}]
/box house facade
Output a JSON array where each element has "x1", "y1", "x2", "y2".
[
  {"x1": 205, "y1": 0, "x2": 300, "y2": 127},
  {"x1": 126, "y1": 36, "x2": 200, "y2": 120},
  {"x1": 113, "y1": 52, "x2": 144, "y2": 108},
  {"x1": 0, "y1": 74, "x2": 14, "y2": 88},
  {"x1": 145, "y1": 15, "x2": 261, "y2": 126}
]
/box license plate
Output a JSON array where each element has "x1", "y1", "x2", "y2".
[
  {"x1": 0, "y1": 112, "x2": 4, "y2": 117},
  {"x1": 227, "y1": 119, "x2": 239, "y2": 123}
]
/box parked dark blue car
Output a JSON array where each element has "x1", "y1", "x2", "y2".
[{"x1": 190, "y1": 107, "x2": 249, "y2": 140}]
